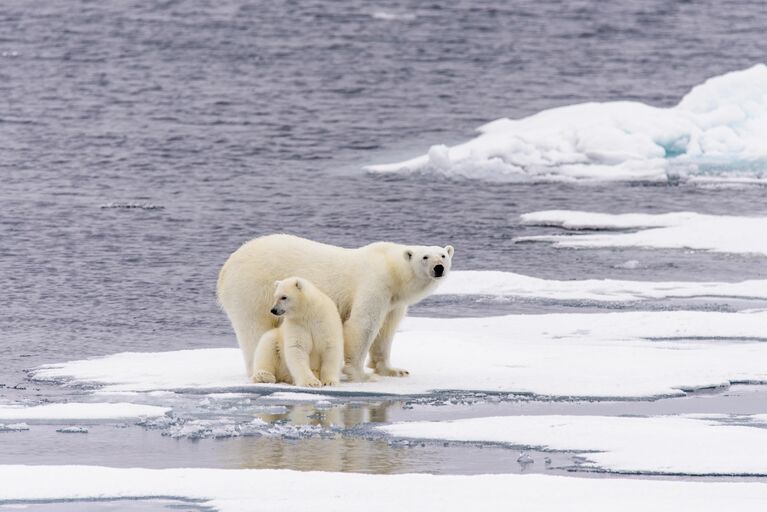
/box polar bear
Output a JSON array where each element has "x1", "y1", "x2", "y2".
[
  {"x1": 217, "y1": 234, "x2": 454, "y2": 381},
  {"x1": 251, "y1": 277, "x2": 343, "y2": 387}
]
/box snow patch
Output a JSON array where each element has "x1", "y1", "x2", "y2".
[
  {"x1": 379, "y1": 414, "x2": 767, "y2": 475},
  {"x1": 438, "y1": 270, "x2": 767, "y2": 301},
  {"x1": 0, "y1": 402, "x2": 170, "y2": 420},
  {"x1": 518, "y1": 210, "x2": 767, "y2": 256},
  {"x1": 29, "y1": 311, "x2": 767, "y2": 399},
  {"x1": 367, "y1": 65, "x2": 767, "y2": 182},
  {"x1": 1, "y1": 465, "x2": 766, "y2": 511}
]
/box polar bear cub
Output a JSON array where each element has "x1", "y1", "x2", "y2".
[{"x1": 252, "y1": 277, "x2": 344, "y2": 387}]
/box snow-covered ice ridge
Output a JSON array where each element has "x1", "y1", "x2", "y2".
[
  {"x1": 380, "y1": 415, "x2": 767, "y2": 476},
  {"x1": 440, "y1": 270, "x2": 767, "y2": 301},
  {"x1": 368, "y1": 65, "x2": 767, "y2": 182},
  {"x1": 518, "y1": 210, "x2": 767, "y2": 256},
  {"x1": 2, "y1": 465, "x2": 767, "y2": 511},
  {"x1": 30, "y1": 310, "x2": 767, "y2": 399}
]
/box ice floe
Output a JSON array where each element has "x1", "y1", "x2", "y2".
[
  {"x1": 0, "y1": 402, "x2": 170, "y2": 420},
  {"x1": 30, "y1": 310, "x2": 767, "y2": 398},
  {"x1": 379, "y1": 414, "x2": 767, "y2": 475},
  {"x1": 367, "y1": 65, "x2": 767, "y2": 182},
  {"x1": 1, "y1": 465, "x2": 766, "y2": 511},
  {"x1": 0, "y1": 423, "x2": 30, "y2": 432},
  {"x1": 518, "y1": 210, "x2": 767, "y2": 256},
  {"x1": 439, "y1": 270, "x2": 767, "y2": 301}
]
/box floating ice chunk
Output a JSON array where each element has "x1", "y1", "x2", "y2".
[
  {"x1": 379, "y1": 414, "x2": 767, "y2": 475},
  {"x1": 367, "y1": 65, "x2": 767, "y2": 182},
  {"x1": 167, "y1": 419, "x2": 238, "y2": 440},
  {"x1": 1, "y1": 465, "x2": 767, "y2": 510},
  {"x1": 370, "y1": 10, "x2": 417, "y2": 21},
  {"x1": 613, "y1": 260, "x2": 640, "y2": 270},
  {"x1": 56, "y1": 426, "x2": 88, "y2": 434},
  {"x1": 518, "y1": 210, "x2": 767, "y2": 256},
  {"x1": 0, "y1": 423, "x2": 30, "y2": 432},
  {"x1": 516, "y1": 452, "x2": 534, "y2": 465},
  {"x1": 27, "y1": 310, "x2": 767, "y2": 399},
  {"x1": 437, "y1": 270, "x2": 767, "y2": 301},
  {"x1": 0, "y1": 402, "x2": 170, "y2": 420}
]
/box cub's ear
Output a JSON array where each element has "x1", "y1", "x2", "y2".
[
  {"x1": 273, "y1": 280, "x2": 281, "y2": 288},
  {"x1": 294, "y1": 279, "x2": 303, "y2": 291},
  {"x1": 404, "y1": 249, "x2": 413, "y2": 261},
  {"x1": 445, "y1": 245, "x2": 454, "y2": 257}
]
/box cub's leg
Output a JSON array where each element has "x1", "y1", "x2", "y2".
[{"x1": 283, "y1": 324, "x2": 322, "y2": 388}]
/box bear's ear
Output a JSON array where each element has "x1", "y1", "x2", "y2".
[
  {"x1": 404, "y1": 249, "x2": 413, "y2": 261},
  {"x1": 445, "y1": 245, "x2": 454, "y2": 257},
  {"x1": 273, "y1": 280, "x2": 281, "y2": 288},
  {"x1": 294, "y1": 279, "x2": 303, "y2": 291}
]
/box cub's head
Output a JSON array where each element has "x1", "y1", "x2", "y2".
[
  {"x1": 269, "y1": 277, "x2": 307, "y2": 317},
  {"x1": 404, "y1": 244, "x2": 454, "y2": 281}
]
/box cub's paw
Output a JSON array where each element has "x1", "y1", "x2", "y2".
[
  {"x1": 376, "y1": 367, "x2": 410, "y2": 377},
  {"x1": 252, "y1": 370, "x2": 276, "y2": 384},
  {"x1": 296, "y1": 376, "x2": 322, "y2": 388}
]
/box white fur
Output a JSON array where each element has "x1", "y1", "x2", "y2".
[
  {"x1": 251, "y1": 277, "x2": 344, "y2": 387},
  {"x1": 217, "y1": 234, "x2": 454, "y2": 381}
]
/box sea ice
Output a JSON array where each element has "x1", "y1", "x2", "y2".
[
  {"x1": 379, "y1": 414, "x2": 767, "y2": 475},
  {"x1": 0, "y1": 422, "x2": 30, "y2": 432},
  {"x1": 56, "y1": 426, "x2": 89, "y2": 434},
  {"x1": 367, "y1": 65, "x2": 767, "y2": 182},
  {"x1": 438, "y1": 270, "x2": 767, "y2": 301},
  {"x1": 518, "y1": 210, "x2": 767, "y2": 256},
  {"x1": 0, "y1": 402, "x2": 171, "y2": 420},
  {"x1": 29, "y1": 310, "x2": 767, "y2": 399},
  {"x1": 1, "y1": 465, "x2": 766, "y2": 511}
]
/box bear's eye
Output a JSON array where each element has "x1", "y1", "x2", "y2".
[
  {"x1": 280, "y1": 296, "x2": 287, "y2": 301},
  {"x1": 422, "y1": 256, "x2": 428, "y2": 260},
  {"x1": 441, "y1": 254, "x2": 446, "y2": 259}
]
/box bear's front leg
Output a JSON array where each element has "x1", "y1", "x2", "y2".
[
  {"x1": 368, "y1": 306, "x2": 409, "y2": 377},
  {"x1": 343, "y1": 294, "x2": 389, "y2": 382}
]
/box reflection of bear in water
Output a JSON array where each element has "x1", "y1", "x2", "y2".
[
  {"x1": 234, "y1": 402, "x2": 399, "y2": 472},
  {"x1": 252, "y1": 277, "x2": 343, "y2": 387},
  {"x1": 217, "y1": 234, "x2": 454, "y2": 381}
]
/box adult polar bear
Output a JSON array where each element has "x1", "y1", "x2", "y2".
[{"x1": 217, "y1": 234, "x2": 454, "y2": 381}]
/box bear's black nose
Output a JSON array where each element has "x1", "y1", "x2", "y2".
[
  {"x1": 434, "y1": 264, "x2": 444, "y2": 277},
  {"x1": 270, "y1": 307, "x2": 280, "y2": 315}
]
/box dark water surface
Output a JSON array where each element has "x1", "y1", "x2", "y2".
[{"x1": 2, "y1": 0, "x2": 767, "y2": 489}]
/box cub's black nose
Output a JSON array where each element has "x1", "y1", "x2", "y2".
[
  {"x1": 270, "y1": 307, "x2": 280, "y2": 315},
  {"x1": 434, "y1": 264, "x2": 444, "y2": 277}
]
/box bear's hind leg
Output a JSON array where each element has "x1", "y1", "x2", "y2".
[
  {"x1": 231, "y1": 313, "x2": 275, "y2": 380},
  {"x1": 319, "y1": 343, "x2": 343, "y2": 386},
  {"x1": 252, "y1": 329, "x2": 280, "y2": 384}
]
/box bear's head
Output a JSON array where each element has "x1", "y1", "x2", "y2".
[
  {"x1": 404, "y1": 244, "x2": 454, "y2": 281},
  {"x1": 269, "y1": 277, "x2": 308, "y2": 317}
]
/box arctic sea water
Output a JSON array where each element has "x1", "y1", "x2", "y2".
[{"x1": 2, "y1": 0, "x2": 767, "y2": 494}]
